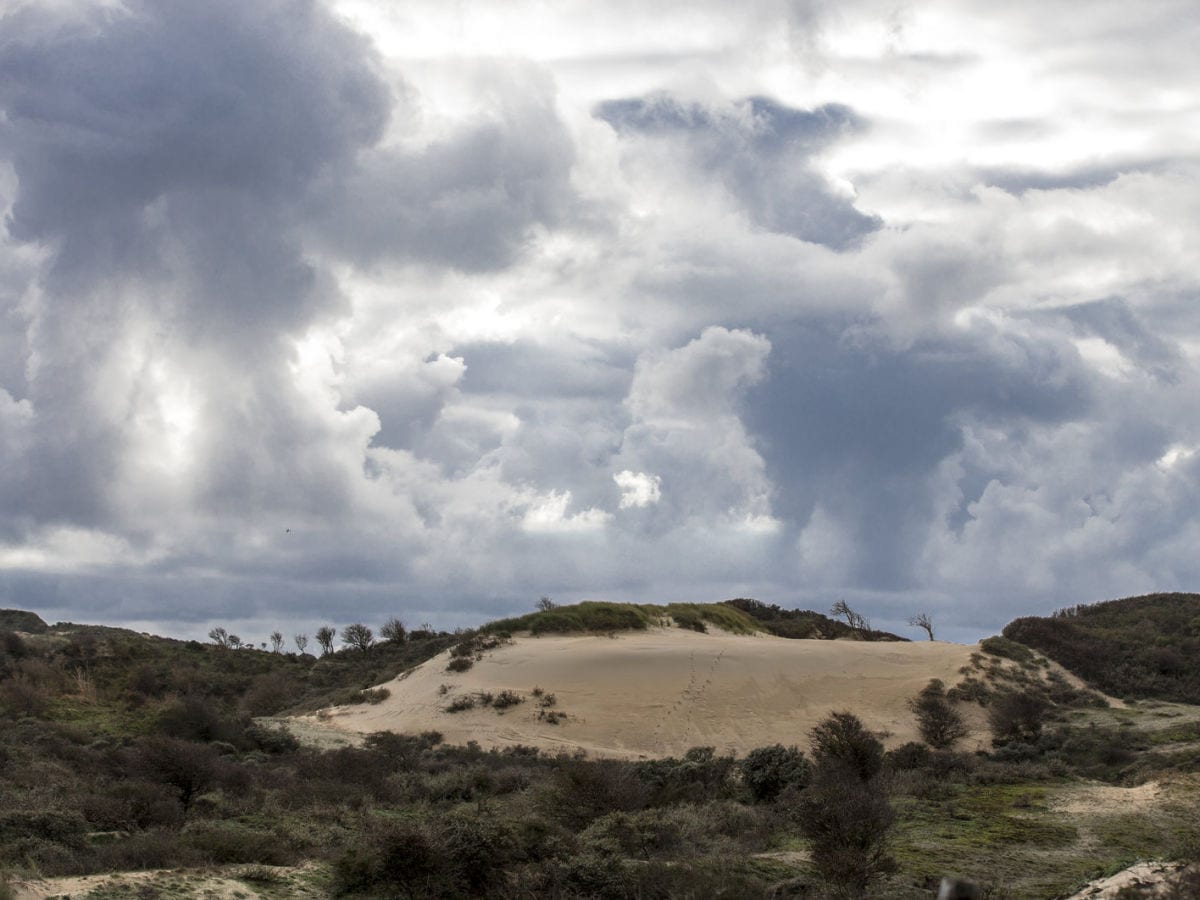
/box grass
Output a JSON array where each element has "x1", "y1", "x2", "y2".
[
  {"x1": 483, "y1": 601, "x2": 762, "y2": 637},
  {"x1": 889, "y1": 778, "x2": 1200, "y2": 899}
]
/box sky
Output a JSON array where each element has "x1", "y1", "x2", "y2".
[{"x1": 1, "y1": 0, "x2": 1198, "y2": 644}]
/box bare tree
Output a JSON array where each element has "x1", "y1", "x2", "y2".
[
  {"x1": 294, "y1": 633, "x2": 309, "y2": 654},
  {"x1": 830, "y1": 600, "x2": 871, "y2": 636},
  {"x1": 315, "y1": 626, "x2": 336, "y2": 656},
  {"x1": 380, "y1": 617, "x2": 407, "y2": 644},
  {"x1": 227, "y1": 634, "x2": 243, "y2": 650},
  {"x1": 269, "y1": 631, "x2": 285, "y2": 653},
  {"x1": 908, "y1": 612, "x2": 935, "y2": 641},
  {"x1": 207, "y1": 627, "x2": 230, "y2": 648},
  {"x1": 341, "y1": 623, "x2": 374, "y2": 653},
  {"x1": 536, "y1": 596, "x2": 558, "y2": 612}
]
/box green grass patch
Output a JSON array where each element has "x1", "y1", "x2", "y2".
[
  {"x1": 485, "y1": 601, "x2": 655, "y2": 635},
  {"x1": 484, "y1": 601, "x2": 763, "y2": 637},
  {"x1": 659, "y1": 603, "x2": 761, "y2": 635}
]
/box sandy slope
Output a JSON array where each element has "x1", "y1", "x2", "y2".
[{"x1": 306, "y1": 628, "x2": 989, "y2": 758}]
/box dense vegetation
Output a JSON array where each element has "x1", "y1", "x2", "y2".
[
  {"x1": 484, "y1": 600, "x2": 763, "y2": 637},
  {"x1": 724, "y1": 598, "x2": 907, "y2": 641},
  {"x1": 1003, "y1": 593, "x2": 1200, "y2": 703},
  {"x1": 2, "y1": 603, "x2": 1200, "y2": 897}
]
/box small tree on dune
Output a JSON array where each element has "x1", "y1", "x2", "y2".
[
  {"x1": 908, "y1": 612, "x2": 935, "y2": 641},
  {"x1": 342, "y1": 623, "x2": 374, "y2": 653},
  {"x1": 294, "y1": 633, "x2": 309, "y2": 654},
  {"x1": 380, "y1": 617, "x2": 407, "y2": 644},
  {"x1": 269, "y1": 631, "x2": 285, "y2": 653},
  {"x1": 908, "y1": 679, "x2": 967, "y2": 749},
  {"x1": 315, "y1": 626, "x2": 336, "y2": 656},
  {"x1": 830, "y1": 600, "x2": 872, "y2": 637},
  {"x1": 798, "y1": 711, "x2": 895, "y2": 898}
]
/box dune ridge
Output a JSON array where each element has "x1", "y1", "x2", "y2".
[{"x1": 308, "y1": 627, "x2": 989, "y2": 758}]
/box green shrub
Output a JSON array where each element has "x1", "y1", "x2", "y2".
[
  {"x1": 908, "y1": 679, "x2": 969, "y2": 749},
  {"x1": 739, "y1": 744, "x2": 812, "y2": 802},
  {"x1": 492, "y1": 690, "x2": 524, "y2": 710},
  {"x1": 988, "y1": 689, "x2": 1051, "y2": 745},
  {"x1": 445, "y1": 695, "x2": 476, "y2": 713},
  {"x1": 184, "y1": 821, "x2": 296, "y2": 866},
  {"x1": 981, "y1": 635, "x2": 1036, "y2": 665},
  {"x1": 810, "y1": 710, "x2": 884, "y2": 781}
]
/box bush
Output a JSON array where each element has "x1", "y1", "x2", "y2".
[
  {"x1": 445, "y1": 695, "x2": 476, "y2": 713},
  {"x1": 332, "y1": 822, "x2": 445, "y2": 897},
  {"x1": 980, "y1": 635, "x2": 1037, "y2": 665},
  {"x1": 537, "y1": 758, "x2": 648, "y2": 829},
  {"x1": 797, "y1": 767, "x2": 896, "y2": 897},
  {"x1": 810, "y1": 710, "x2": 884, "y2": 781},
  {"x1": 492, "y1": 690, "x2": 524, "y2": 710},
  {"x1": 799, "y1": 712, "x2": 895, "y2": 898},
  {"x1": 908, "y1": 679, "x2": 969, "y2": 749},
  {"x1": 988, "y1": 689, "x2": 1050, "y2": 745},
  {"x1": 636, "y1": 747, "x2": 736, "y2": 805},
  {"x1": 446, "y1": 656, "x2": 473, "y2": 673},
  {"x1": 185, "y1": 821, "x2": 295, "y2": 866},
  {"x1": 438, "y1": 808, "x2": 522, "y2": 892},
  {"x1": 739, "y1": 744, "x2": 812, "y2": 802}
]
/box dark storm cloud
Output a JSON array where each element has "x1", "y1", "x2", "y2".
[
  {"x1": 745, "y1": 316, "x2": 1094, "y2": 589},
  {"x1": 0, "y1": 0, "x2": 390, "y2": 287},
  {"x1": 0, "y1": 0, "x2": 394, "y2": 499},
  {"x1": 309, "y1": 67, "x2": 576, "y2": 272},
  {"x1": 595, "y1": 94, "x2": 881, "y2": 250}
]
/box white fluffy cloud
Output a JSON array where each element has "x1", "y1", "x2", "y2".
[{"x1": 1, "y1": 0, "x2": 1198, "y2": 641}]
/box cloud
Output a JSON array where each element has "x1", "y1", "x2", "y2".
[
  {"x1": 595, "y1": 94, "x2": 881, "y2": 250},
  {"x1": 1, "y1": 0, "x2": 1199, "y2": 643},
  {"x1": 614, "y1": 470, "x2": 661, "y2": 508}
]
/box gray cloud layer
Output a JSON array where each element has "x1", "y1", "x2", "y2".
[{"x1": 1, "y1": 0, "x2": 1198, "y2": 641}]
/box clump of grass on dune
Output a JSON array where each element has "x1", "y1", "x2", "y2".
[{"x1": 659, "y1": 603, "x2": 760, "y2": 635}]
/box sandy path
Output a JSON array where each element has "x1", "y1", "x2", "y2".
[{"x1": 305, "y1": 629, "x2": 985, "y2": 758}]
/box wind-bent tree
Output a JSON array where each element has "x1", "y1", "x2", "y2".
[
  {"x1": 294, "y1": 633, "x2": 309, "y2": 654},
  {"x1": 830, "y1": 600, "x2": 871, "y2": 637},
  {"x1": 315, "y1": 626, "x2": 336, "y2": 656},
  {"x1": 908, "y1": 612, "x2": 935, "y2": 641},
  {"x1": 341, "y1": 623, "x2": 374, "y2": 653},
  {"x1": 207, "y1": 627, "x2": 230, "y2": 648}
]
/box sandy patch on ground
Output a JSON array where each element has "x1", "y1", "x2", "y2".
[
  {"x1": 1064, "y1": 861, "x2": 1187, "y2": 899},
  {"x1": 8, "y1": 864, "x2": 324, "y2": 899},
  {"x1": 1052, "y1": 781, "x2": 1163, "y2": 817},
  {"x1": 302, "y1": 628, "x2": 986, "y2": 758}
]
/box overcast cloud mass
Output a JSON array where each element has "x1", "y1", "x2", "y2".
[{"x1": 2, "y1": 0, "x2": 1199, "y2": 642}]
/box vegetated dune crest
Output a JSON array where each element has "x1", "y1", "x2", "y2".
[{"x1": 303, "y1": 627, "x2": 995, "y2": 759}]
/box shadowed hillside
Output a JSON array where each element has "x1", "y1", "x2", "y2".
[{"x1": 1003, "y1": 593, "x2": 1200, "y2": 703}]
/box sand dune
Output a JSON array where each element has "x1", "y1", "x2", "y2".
[{"x1": 306, "y1": 628, "x2": 991, "y2": 758}]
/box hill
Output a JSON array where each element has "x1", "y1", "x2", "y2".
[
  {"x1": 3, "y1": 599, "x2": 1200, "y2": 898},
  {"x1": 1003, "y1": 592, "x2": 1200, "y2": 703},
  {"x1": 312, "y1": 627, "x2": 975, "y2": 758}
]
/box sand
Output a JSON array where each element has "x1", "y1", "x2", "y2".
[
  {"x1": 304, "y1": 628, "x2": 988, "y2": 758},
  {"x1": 1064, "y1": 861, "x2": 1188, "y2": 899}
]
